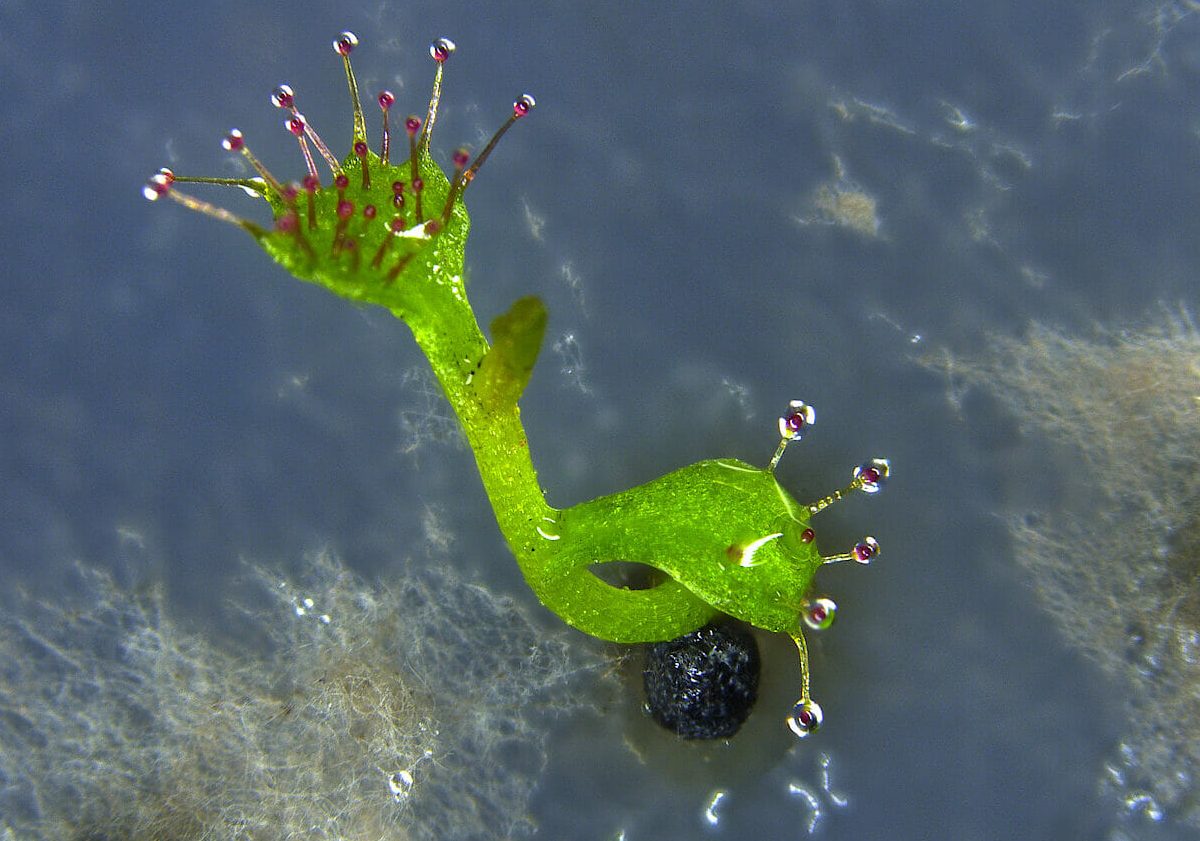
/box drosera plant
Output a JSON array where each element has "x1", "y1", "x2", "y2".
[{"x1": 144, "y1": 31, "x2": 893, "y2": 738}]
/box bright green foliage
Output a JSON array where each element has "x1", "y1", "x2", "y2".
[
  {"x1": 477, "y1": 296, "x2": 547, "y2": 411},
  {"x1": 245, "y1": 143, "x2": 825, "y2": 641},
  {"x1": 259, "y1": 149, "x2": 470, "y2": 320},
  {"x1": 555, "y1": 460, "x2": 822, "y2": 637},
  {"x1": 147, "y1": 35, "x2": 887, "y2": 730}
]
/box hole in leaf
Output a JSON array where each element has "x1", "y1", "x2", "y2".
[{"x1": 587, "y1": 561, "x2": 667, "y2": 591}]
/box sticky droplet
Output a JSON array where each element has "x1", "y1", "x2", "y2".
[
  {"x1": 430, "y1": 37, "x2": 456, "y2": 63},
  {"x1": 333, "y1": 31, "x2": 359, "y2": 57},
  {"x1": 513, "y1": 93, "x2": 536, "y2": 118},
  {"x1": 851, "y1": 536, "x2": 879, "y2": 564},
  {"x1": 271, "y1": 84, "x2": 295, "y2": 109},
  {"x1": 854, "y1": 458, "x2": 890, "y2": 494},
  {"x1": 787, "y1": 698, "x2": 823, "y2": 738},
  {"x1": 221, "y1": 129, "x2": 245, "y2": 152},
  {"x1": 802, "y1": 597, "x2": 837, "y2": 631},
  {"x1": 778, "y1": 399, "x2": 815, "y2": 441}
]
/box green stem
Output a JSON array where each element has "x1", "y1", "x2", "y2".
[
  {"x1": 403, "y1": 293, "x2": 718, "y2": 642},
  {"x1": 407, "y1": 304, "x2": 557, "y2": 562}
]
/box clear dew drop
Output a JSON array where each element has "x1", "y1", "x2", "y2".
[{"x1": 388, "y1": 769, "x2": 415, "y2": 803}]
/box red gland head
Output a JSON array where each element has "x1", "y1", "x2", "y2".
[
  {"x1": 333, "y1": 31, "x2": 358, "y2": 57},
  {"x1": 513, "y1": 94, "x2": 536, "y2": 118},
  {"x1": 430, "y1": 37, "x2": 455, "y2": 63},
  {"x1": 221, "y1": 129, "x2": 245, "y2": 152},
  {"x1": 271, "y1": 84, "x2": 295, "y2": 109}
]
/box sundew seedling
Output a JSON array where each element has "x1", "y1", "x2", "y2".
[{"x1": 145, "y1": 31, "x2": 893, "y2": 739}]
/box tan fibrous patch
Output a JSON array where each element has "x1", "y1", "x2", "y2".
[
  {"x1": 924, "y1": 309, "x2": 1200, "y2": 827},
  {"x1": 796, "y1": 156, "x2": 882, "y2": 239}
]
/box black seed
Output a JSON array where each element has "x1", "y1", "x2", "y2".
[{"x1": 642, "y1": 623, "x2": 760, "y2": 740}]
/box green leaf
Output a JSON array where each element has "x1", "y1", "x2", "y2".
[{"x1": 476, "y1": 296, "x2": 547, "y2": 410}]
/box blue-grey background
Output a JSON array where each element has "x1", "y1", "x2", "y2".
[{"x1": 2, "y1": 1, "x2": 1197, "y2": 838}]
